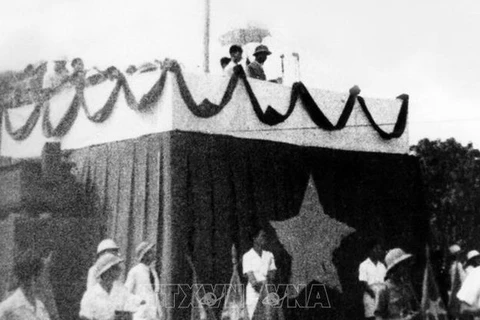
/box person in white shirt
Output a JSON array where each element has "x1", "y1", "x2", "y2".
[
  {"x1": 125, "y1": 242, "x2": 162, "y2": 320},
  {"x1": 456, "y1": 251, "x2": 480, "y2": 318},
  {"x1": 87, "y1": 239, "x2": 121, "y2": 290},
  {"x1": 464, "y1": 250, "x2": 480, "y2": 277},
  {"x1": 0, "y1": 250, "x2": 51, "y2": 320},
  {"x1": 242, "y1": 229, "x2": 276, "y2": 320},
  {"x1": 80, "y1": 253, "x2": 144, "y2": 320},
  {"x1": 358, "y1": 239, "x2": 387, "y2": 320},
  {"x1": 224, "y1": 45, "x2": 247, "y2": 77}
]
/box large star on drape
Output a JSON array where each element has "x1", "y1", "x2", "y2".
[{"x1": 270, "y1": 175, "x2": 355, "y2": 296}]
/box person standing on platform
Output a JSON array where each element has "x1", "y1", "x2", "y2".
[
  {"x1": 80, "y1": 253, "x2": 144, "y2": 320},
  {"x1": 247, "y1": 45, "x2": 272, "y2": 81},
  {"x1": 0, "y1": 250, "x2": 51, "y2": 320},
  {"x1": 70, "y1": 58, "x2": 86, "y2": 89},
  {"x1": 224, "y1": 45, "x2": 246, "y2": 77},
  {"x1": 87, "y1": 239, "x2": 121, "y2": 290},
  {"x1": 43, "y1": 58, "x2": 70, "y2": 95},
  {"x1": 358, "y1": 239, "x2": 387, "y2": 320},
  {"x1": 125, "y1": 242, "x2": 162, "y2": 320},
  {"x1": 220, "y1": 57, "x2": 231, "y2": 70},
  {"x1": 242, "y1": 229, "x2": 276, "y2": 320}
]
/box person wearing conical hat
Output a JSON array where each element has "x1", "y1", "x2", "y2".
[
  {"x1": 125, "y1": 242, "x2": 162, "y2": 320},
  {"x1": 86, "y1": 239, "x2": 121, "y2": 290},
  {"x1": 375, "y1": 248, "x2": 420, "y2": 320},
  {"x1": 80, "y1": 253, "x2": 144, "y2": 320}
]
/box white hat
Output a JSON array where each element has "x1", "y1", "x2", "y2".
[
  {"x1": 97, "y1": 239, "x2": 119, "y2": 254},
  {"x1": 136, "y1": 241, "x2": 155, "y2": 262},
  {"x1": 95, "y1": 253, "x2": 123, "y2": 278},
  {"x1": 467, "y1": 250, "x2": 480, "y2": 261},
  {"x1": 385, "y1": 248, "x2": 413, "y2": 273},
  {"x1": 449, "y1": 244, "x2": 462, "y2": 255}
]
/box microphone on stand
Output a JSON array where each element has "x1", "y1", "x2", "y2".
[
  {"x1": 280, "y1": 54, "x2": 285, "y2": 82},
  {"x1": 292, "y1": 52, "x2": 300, "y2": 82}
]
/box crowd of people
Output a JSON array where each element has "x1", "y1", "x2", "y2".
[
  {"x1": 358, "y1": 241, "x2": 480, "y2": 320},
  {"x1": 0, "y1": 44, "x2": 280, "y2": 109},
  {"x1": 0, "y1": 229, "x2": 275, "y2": 320},
  {"x1": 445, "y1": 244, "x2": 480, "y2": 319},
  {"x1": 0, "y1": 58, "x2": 171, "y2": 108},
  {"x1": 0, "y1": 57, "x2": 127, "y2": 107},
  {"x1": 5, "y1": 232, "x2": 480, "y2": 320}
]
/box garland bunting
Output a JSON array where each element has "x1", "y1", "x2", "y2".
[
  {"x1": 171, "y1": 62, "x2": 238, "y2": 118},
  {"x1": 42, "y1": 96, "x2": 81, "y2": 138},
  {"x1": 0, "y1": 61, "x2": 409, "y2": 141},
  {"x1": 4, "y1": 104, "x2": 43, "y2": 141},
  {"x1": 80, "y1": 80, "x2": 123, "y2": 123},
  {"x1": 121, "y1": 70, "x2": 168, "y2": 111}
]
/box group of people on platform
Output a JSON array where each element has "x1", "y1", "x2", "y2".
[
  {"x1": 220, "y1": 44, "x2": 281, "y2": 83},
  {"x1": 0, "y1": 44, "x2": 279, "y2": 108},
  {"x1": 0, "y1": 57, "x2": 124, "y2": 107}
]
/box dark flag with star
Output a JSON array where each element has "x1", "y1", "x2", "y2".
[
  {"x1": 447, "y1": 264, "x2": 462, "y2": 318},
  {"x1": 186, "y1": 255, "x2": 218, "y2": 320},
  {"x1": 251, "y1": 285, "x2": 285, "y2": 320},
  {"x1": 421, "y1": 246, "x2": 448, "y2": 320},
  {"x1": 221, "y1": 245, "x2": 249, "y2": 320}
]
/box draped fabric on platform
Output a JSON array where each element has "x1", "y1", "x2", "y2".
[
  {"x1": 67, "y1": 134, "x2": 166, "y2": 270},
  {"x1": 67, "y1": 131, "x2": 426, "y2": 320}
]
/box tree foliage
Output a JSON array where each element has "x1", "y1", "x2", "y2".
[{"x1": 411, "y1": 138, "x2": 480, "y2": 249}]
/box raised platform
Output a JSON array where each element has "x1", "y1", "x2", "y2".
[{"x1": 1, "y1": 65, "x2": 409, "y2": 157}]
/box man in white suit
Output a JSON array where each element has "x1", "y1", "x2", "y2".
[{"x1": 125, "y1": 242, "x2": 162, "y2": 320}]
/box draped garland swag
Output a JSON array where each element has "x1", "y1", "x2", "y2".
[{"x1": 1, "y1": 61, "x2": 409, "y2": 141}]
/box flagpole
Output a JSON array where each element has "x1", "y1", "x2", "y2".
[{"x1": 203, "y1": 0, "x2": 211, "y2": 73}]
